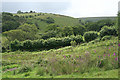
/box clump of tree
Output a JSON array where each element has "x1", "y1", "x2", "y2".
[
  {"x1": 46, "y1": 17, "x2": 55, "y2": 24},
  {"x1": 85, "y1": 19, "x2": 115, "y2": 32},
  {"x1": 3, "y1": 23, "x2": 38, "y2": 41},
  {"x1": 17, "y1": 10, "x2": 23, "y2": 14},
  {"x1": 84, "y1": 31, "x2": 98, "y2": 42},
  {"x1": 10, "y1": 35, "x2": 83, "y2": 51},
  {"x1": 72, "y1": 25, "x2": 86, "y2": 36},
  {"x1": 2, "y1": 12, "x2": 25, "y2": 32},
  {"x1": 99, "y1": 26, "x2": 117, "y2": 38}
]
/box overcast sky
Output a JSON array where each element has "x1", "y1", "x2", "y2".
[{"x1": 2, "y1": 0, "x2": 120, "y2": 18}]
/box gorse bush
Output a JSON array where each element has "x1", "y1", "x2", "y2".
[
  {"x1": 99, "y1": 26, "x2": 117, "y2": 37},
  {"x1": 84, "y1": 31, "x2": 98, "y2": 42},
  {"x1": 10, "y1": 35, "x2": 83, "y2": 51}
]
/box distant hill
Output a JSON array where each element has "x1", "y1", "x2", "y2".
[{"x1": 79, "y1": 16, "x2": 116, "y2": 22}]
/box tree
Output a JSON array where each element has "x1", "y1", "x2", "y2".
[
  {"x1": 46, "y1": 17, "x2": 55, "y2": 24},
  {"x1": 18, "y1": 23, "x2": 37, "y2": 34},
  {"x1": 84, "y1": 31, "x2": 98, "y2": 42},
  {"x1": 72, "y1": 25, "x2": 86, "y2": 36},
  {"x1": 99, "y1": 26, "x2": 117, "y2": 37},
  {"x1": 2, "y1": 21, "x2": 20, "y2": 32},
  {"x1": 3, "y1": 29, "x2": 28, "y2": 41},
  {"x1": 62, "y1": 26, "x2": 73, "y2": 37},
  {"x1": 47, "y1": 24, "x2": 59, "y2": 31},
  {"x1": 17, "y1": 10, "x2": 23, "y2": 14}
]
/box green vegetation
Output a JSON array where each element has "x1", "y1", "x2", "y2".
[
  {"x1": 2, "y1": 36, "x2": 118, "y2": 78},
  {"x1": 1, "y1": 11, "x2": 119, "y2": 78}
]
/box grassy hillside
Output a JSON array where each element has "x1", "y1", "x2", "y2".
[
  {"x1": 2, "y1": 36, "x2": 118, "y2": 78},
  {"x1": 16, "y1": 13, "x2": 80, "y2": 33}
]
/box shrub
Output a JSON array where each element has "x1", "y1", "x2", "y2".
[
  {"x1": 100, "y1": 26, "x2": 117, "y2": 37},
  {"x1": 84, "y1": 31, "x2": 98, "y2": 42},
  {"x1": 10, "y1": 39, "x2": 21, "y2": 51},
  {"x1": 101, "y1": 36, "x2": 111, "y2": 41},
  {"x1": 32, "y1": 39, "x2": 44, "y2": 50},
  {"x1": 46, "y1": 17, "x2": 54, "y2": 24},
  {"x1": 23, "y1": 40, "x2": 33, "y2": 50}
]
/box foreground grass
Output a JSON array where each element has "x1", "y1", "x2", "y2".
[
  {"x1": 2, "y1": 69, "x2": 118, "y2": 78},
  {"x1": 2, "y1": 37, "x2": 118, "y2": 78}
]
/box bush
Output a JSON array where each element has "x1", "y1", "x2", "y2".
[
  {"x1": 101, "y1": 36, "x2": 111, "y2": 41},
  {"x1": 100, "y1": 26, "x2": 117, "y2": 37},
  {"x1": 32, "y1": 39, "x2": 44, "y2": 50},
  {"x1": 84, "y1": 31, "x2": 98, "y2": 42},
  {"x1": 46, "y1": 17, "x2": 54, "y2": 24},
  {"x1": 23, "y1": 40, "x2": 33, "y2": 50},
  {"x1": 10, "y1": 39, "x2": 21, "y2": 51}
]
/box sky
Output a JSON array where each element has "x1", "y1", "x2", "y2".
[{"x1": 2, "y1": 0, "x2": 120, "y2": 18}]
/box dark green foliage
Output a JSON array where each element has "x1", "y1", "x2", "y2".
[
  {"x1": 72, "y1": 25, "x2": 86, "y2": 35},
  {"x1": 85, "y1": 22, "x2": 100, "y2": 31},
  {"x1": 2, "y1": 21, "x2": 20, "y2": 32},
  {"x1": 99, "y1": 26, "x2": 117, "y2": 37},
  {"x1": 118, "y1": 13, "x2": 120, "y2": 40},
  {"x1": 46, "y1": 17, "x2": 55, "y2": 24},
  {"x1": 10, "y1": 39, "x2": 21, "y2": 51},
  {"x1": 98, "y1": 59, "x2": 104, "y2": 68},
  {"x1": 47, "y1": 24, "x2": 59, "y2": 31},
  {"x1": 23, "y1": 40, "x2": 33, "y2": 50},
  {"x1": 41, "y1": 31, "x2": 57, "y2": 39},
  {"x1": 2, "y1": 12, "x2": 21, "y2": 32},
  {"x1": 61, "y1": 26, "x2": 73, "y2": 37},
  {"x1": 10, "y1": 35, "x2": 83, "y2": 51},
  {"x1": 84, "y1": 31, "x2": 98, "y2": 42},
  {"x1": 85, "y1": 19, "x2": 115, "y2": 32},
  {"x1": 70, "y1": 35, "x2": 83, "y2": 43},
  {"x1": 17, "y1": 10, "x2": 23, "y2": 14},
  {"x1": 32, "y1": 39, "x2": 44, "y2": 50}
]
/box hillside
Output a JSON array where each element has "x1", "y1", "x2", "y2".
[{"x1": 16, "y1": 13, "x2": 80, "y2": 33}]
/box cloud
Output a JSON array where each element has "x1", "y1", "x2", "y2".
[
  {"x1": 61, "y1": 0, "x2": 119, "y2": 18},
  {"x1": 2, "y1": 0, "x2": 70, "y2": 2}
]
